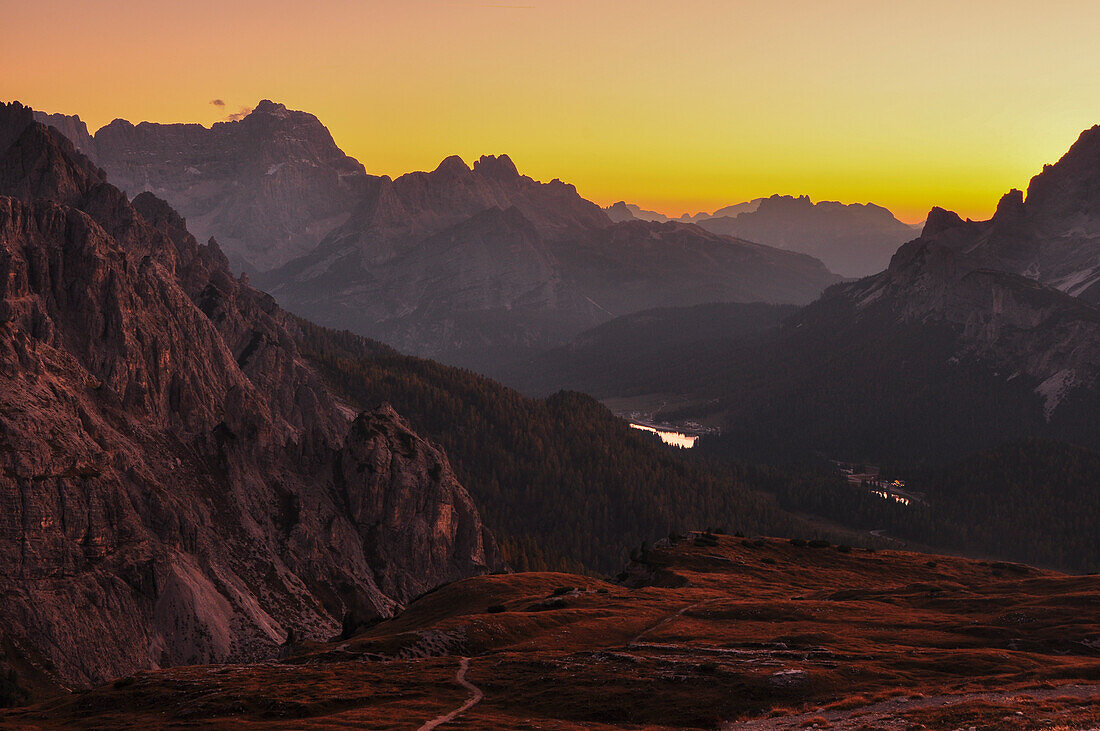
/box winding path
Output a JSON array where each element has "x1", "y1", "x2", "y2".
[
  {"x1": 629, "y1": 600, "x2": 708, "y2": 646},
  {"x1": 417, "y1": 656, "x2": 484, "y2": 731}
]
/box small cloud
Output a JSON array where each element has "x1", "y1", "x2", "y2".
[
  {"x1": 210, "y1": 98, "x2": 226, "y2": 107},
  {"x1": 224, "y1": 106, "x2": 253, "y2": 122}
]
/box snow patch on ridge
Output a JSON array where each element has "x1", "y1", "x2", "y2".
[{"x1": 1035, "y1": 368, "x2": 1078, "y2": 420}]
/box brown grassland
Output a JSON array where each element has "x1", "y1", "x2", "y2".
[{"x1": 3, "y1": 535, "x2": 1098, "y2": 729}]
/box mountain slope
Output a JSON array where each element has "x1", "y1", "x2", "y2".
[
  {"x1": 264, "y1": 156, "x2": 839, "y2": 371},
  {"x1": 502, "y1": 301, "x2": 798, "y2": 397},
  {"x1": 916, "y1": 125, "x2": 1100, "y2": 303},
  {"x1": 35, "y1": 101, "x2": 370, "y2": 272},
  {"x1": 293, "y1": 318, "x2": 823, "y2": 574},
  {"x1": 693, "y1": 239, "x2": 1100, "y2": 465},
  {"x1": 0, "y1": 101, "x2": 499, "y2": 689}
]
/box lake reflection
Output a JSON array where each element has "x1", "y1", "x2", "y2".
[{"x1": 629, "y1": 423, "x2": 698, "y2": 449}]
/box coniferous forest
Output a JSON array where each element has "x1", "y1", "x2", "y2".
[
  {"x1": 295, "y1": 319, "x2": 815, "y2": 573},
  {"x1": 297, "y1": 320, "x2": 1100, "y2": 574}
]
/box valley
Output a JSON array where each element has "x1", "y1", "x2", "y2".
[{"x1": 5, "y1": 8, "x2": 1100, "y2": 726}]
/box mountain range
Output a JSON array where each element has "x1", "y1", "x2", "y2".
[
  {"x1": 3, "y1": 99, "x2": 848, "y2": 694},
  {"x1": 260, "y1": 154, "x2": 838, "y2": 371},
  {"x1": 608, "y1": 194, "x2": 922, "y2": 277},
  {"x1": 33, "y1": 103, "x2": 840, "y2": 371},
  {"x1": 8, "y1": 93, "x2": 1100, "y2": 713}
]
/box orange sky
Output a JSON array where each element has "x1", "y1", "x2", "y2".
[{"x1": 4, "y1": 0, "x2": 1100, "y2": 223}]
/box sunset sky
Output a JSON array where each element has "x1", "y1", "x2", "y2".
[{"x1": 4, "y1": 0, "x2": 1100, "y2": 223}]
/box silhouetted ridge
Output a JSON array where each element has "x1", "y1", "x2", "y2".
[{"x1": 473, "y1": 153, "x2": 520, "y2": 179}]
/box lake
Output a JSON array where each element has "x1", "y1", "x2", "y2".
[{"x1": 629, "y1": 423, "x2": 698, "y2": 449}]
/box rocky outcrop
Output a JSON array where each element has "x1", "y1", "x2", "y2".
[
  {"x1": 31, "y1": 111, "x2": 97, "y2": 163},
  {"x1": 338, "y1": 406, "x2": 499, "y2": 602},
  {"x1": 264, "y1": 155, "x2": 839, "y2": 372},
  {"x1": 36, "y1": 101, "x2": 370, "y2": 273},
  {"x1": 0, "y1": 101, "x2": 501, "y2": 690},
  {"x1": 913, "y1": 125, "x2": 1100, "y2": 304}
]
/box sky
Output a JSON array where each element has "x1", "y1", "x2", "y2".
[{"x1": 4, "y1": 1, "x2": 1100, "y2": 223}]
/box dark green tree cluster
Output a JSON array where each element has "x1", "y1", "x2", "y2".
[
  {"x1": 294, "y1": 319, "x2": 806, "y2": 574},
  {"x1": 760, "y1": 440, "x2": 1100, "y2": 571}
]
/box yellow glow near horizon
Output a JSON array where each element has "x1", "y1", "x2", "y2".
[{"x1": 3, "y1": 1, "x2": 1100, "y2": 223}]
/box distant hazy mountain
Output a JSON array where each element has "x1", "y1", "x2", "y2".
[
  {"x1": 35, "y1": 100, "x2": 370, "y2": 272},
  {"x1": 679, "y1": 199, "x2": 764, "y2": 222},
  {"x1": 608, "y1": 200, "x2": 765, "y2": 224},
  {"x1": 694, "y1": 195, "x2": 920, "y2": 277},
  {"x1": 605, "y1": 201, "x2": 669, "y2": 222},
  {"x1": 262, "y1": 155, "x2": 839, "y2": 372},
  {"x1": 609, "y1": 195, "x2": 918, "y2": 277}
]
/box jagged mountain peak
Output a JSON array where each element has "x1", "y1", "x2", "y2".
[
  {"x1": 921, "y1": 206, "x2": 967, "y2": 237},
  {"x1": 905, "y1": 121, "x2": 1100, "y2": 303},
  {"x1": 35, "y1": 99, "x2": 372, "y2": 273},
  {"x1": 473, "y1": 153, "x2": 519, "y2": 179},
  {"x1": 433, "y1": 154, "x2": 471, "y2": 176},
  {"x1": 1020, "y1": 123, "x2": 1100, "y2": 217},
  {"x1": 251, "y1": 98, "x2": 289, "y2": 116},
  {"x1": 0, "y1": 100, "x2": 34, "y2": 149}
]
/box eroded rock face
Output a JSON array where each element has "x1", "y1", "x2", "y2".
[
  {"x1": 36, "y1": 101, "x2": 369, "y2": 273},
  {"x1": 338, "y1": 406, "x2": 501, "y2": 602},
  {"x1": 913, "y1": 125, "x2": 1100, "y2": 304},
  {"x1": 0, "y1": 101, "x2": 501, "y2": 690}
]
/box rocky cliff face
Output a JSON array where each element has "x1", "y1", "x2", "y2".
[
  {"x1": 36, "y1": 101, "x2": 369, "y2": 273},
  {"x1": 911, "y1": 125, "x2": 1100, "y2": 304},
  {"x1": 842, "y1": 120, "x2": 1100, "y2": 408},
  {"x1": 263, "y1": 155, "x2": 839, "y2": 372},
  {"x1": 834, "y1": 239, "x2": 1100, "y2": 418},
  {"x1": 0, "y1": 101, "x2": 500, "y2": 690}
]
